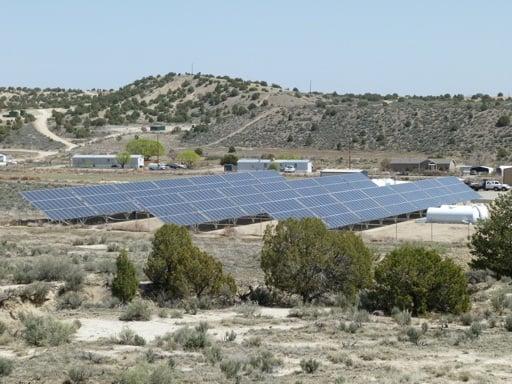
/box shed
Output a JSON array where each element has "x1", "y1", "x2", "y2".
[
  {"x1": 72, "y1": 154, "x2": 144, "y2": 169},
  {"x1": 0, "y1": 153, "x2": 6, "y2": 166},
  {"x1": 320, "y1": 169, "x2": 368, "y2": 176},
  {"x1": 470, "y1": 166, "x2": 493, "y2": 175},
  {"x1": 390, "y1": 158, "x2": 455, "y2": 173},
  {"x1": 502, "y1": 167, "x2": 512, "y2": 185},
  {"x1": 237, "y1": 159, "x2": 313, "y2": 173},
  {"x1": 150, "y1": 124, "x2": 166, "y2": 132},
  {"x1": 237, "y1": 159, "x2": 272, "y2": 171},
  {"x1": 274, "y1": 159, "x2": 313, "y2": 173}
]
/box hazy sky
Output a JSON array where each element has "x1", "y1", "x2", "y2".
[{"x1": 2, "y1": 0, "x2": 510, "y2": 95}]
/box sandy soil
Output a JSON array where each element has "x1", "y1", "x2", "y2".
[{"x1": 29, "y1": 109, "x2": 77, "y2": 151}]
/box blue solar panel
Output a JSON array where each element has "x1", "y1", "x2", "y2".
[
  {"x1": 295, "y1": 186, "x2": 328, "y2": 197},
  {"x1": 32, "y1": 197, "x2": 87, "y2": 210},
  {"x1": 21, "y1": 171, "x2": 479, "y2": 227},
  {"x1": 344, "y1": 198, "x2": 381, "y2": 211},
  {"x1": 297, "y1": 194, "x2": 339, "y2": 207},
  {"x1": 192, "y1": 198, "x2": 234, "y2": 211},
  {"x1": 309, "y1": 203, "x2": 350, "y2": 217},
  {"x1": 254, "y1": 182, "x2": 291, "y2": 193},
  {"x1": 332, "y1": 190, "x2": 369, "y2": 202},
  {"x1": 287, "y1": 179, "x2": 320, "y2": 188},
  {"x1": 323, "y1": 212, "x2": 361, "y2": 228}
]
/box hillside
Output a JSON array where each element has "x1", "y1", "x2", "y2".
[{"x1": 2, "y1": 73, "x2": 512, "y2": 160}]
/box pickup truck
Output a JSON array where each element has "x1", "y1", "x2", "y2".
[{"x1": 469, "y1": 180, "x2": 511, "y2": 191}]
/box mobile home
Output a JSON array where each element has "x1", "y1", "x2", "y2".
[{"x1": 72, "y1": 154, "x2": 144, "y2": 169}]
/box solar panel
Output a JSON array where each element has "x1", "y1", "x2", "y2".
[{"x1": 21, "y1": 171, "x2": 478, "y2": 228}]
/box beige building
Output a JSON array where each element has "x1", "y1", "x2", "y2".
[{"x1": 389, "y1": 158, "x2": 456, "y2": 173}]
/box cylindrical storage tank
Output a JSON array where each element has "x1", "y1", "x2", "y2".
[
  {"x1": 473, "y1": 204, "x2": 489, "y2": 221},
  {"x1": 426, "y1": 205, "x2": 479, "y2": 224}
]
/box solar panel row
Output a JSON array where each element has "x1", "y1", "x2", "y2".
[{"x1": 21, "y1": 171, "x2": 479, "y2": 229}]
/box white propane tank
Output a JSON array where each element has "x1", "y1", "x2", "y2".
[{"x1": 426, "y1": 205, "x2": 486, "y2": 224}]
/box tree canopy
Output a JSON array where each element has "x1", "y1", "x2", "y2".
[
  {"x1": 126, "y1": 138, "x2": 165, "y2": 160},
  {"x1": 176, "y1": 150, "x2": 201, "y2": 168},
  {"x1": 470, "y1": 192, "x2": 512, "y2": 278},
  {"x1": 144, "y1": 224, "x2": 236, "y2": 299},
  {"x1": 370, "y1": 245, "x2": 470, "y2": 315},
  {"x1": 111, "y1": 250, "x2": 139, "y2": 303},
  {"x1": 260, "y1": 218, "x2": 373, "y2": 303},
  {"x1": 116, "y1": 151, "x2": 131, "y2": 168}
]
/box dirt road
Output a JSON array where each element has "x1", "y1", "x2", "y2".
[
  {"x1": 29, "y1": 109, "x2": 77, "y2": 151},
  {"x1": 206, "y1": 108, "x2": 279, "y2": 147}
]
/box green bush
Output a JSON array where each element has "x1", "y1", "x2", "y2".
[
  {"x1": 220, "y1": 358, "x2": 242, "y2": 379},
  {"x1": 57, "y1": 291, "x2": 83, "y2": 310},
  {"x1": 21, "y1": 313, "x2": 78, "y2": 346},
  {"x1": 112, "y1": 250, "x2": 139, "y2": 303},
  {"x1": 18, "y1": 282, "x2": 49, "y2": 305},
  {"x1": 0, "y1": 357, "x2": 13, "y2": 376},
  {"x1": 120, "y1": 299, "x2": 152, "y2": 321},
  {"x1": 261, "y1": 218, "x2": 373, "y2": 303},
  {"x1": 249, "y1": 350, "x2": 281, "y2": 373},
  {"x1": 126, "y1": 138, "x2": 165, "y2": 160},
  {"x1": 172, "y1": 325, "x2": 210, "y2": 350},
  {"x1": 63, "y1": 266, "x2": 85, "y2": 292},
  {"x1": 370, "y1": 245, "x2": 470, "y2": 315},
  {"x1": 505, "y1": 315, "x2": 512, "y2": 331},
  {"x1": 67, "y1": 366, "x2": 91, "y2": 383},
  {"x1": 300, "y1": 358, "x2": 320, "y2": 374},
  {"x1": 496, "y1": 114, "x2": 510, "y2": 127},
  {"x1": 144, "y1": 224, "x2": 236, "y2": 300},
  {"x1": 470, "y1": 192, "x2": 512, "y2": 278},
  {"x1": 115, "y1": 327, "x2": 146, "y2": 346},
  {"x1": 219, "y1": 153, "x2": 238, "y2": 166}
]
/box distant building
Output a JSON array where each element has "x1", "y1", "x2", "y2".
[
  {"x1": 150, "y1": 124, "x2": 166, "y2": 132},
  {"x1": 0, "y1": 153, "x2": 7, "y2": 166},
  {"x1": 237, "y1": 158, "x2": 313, "y2": 173},
  {"x1": 389, "y1": 158, "x2": 456, "y2": 173},
  {"x1": 72, "y1": 154, "x2": 144, "y2": 169},
  {"x1": 470, "y1": 166, "x2": 493, "y2": 175},
  {"x1": 320, "y1": 168, "x2": 368, "y2": 176},
  {"x1": 502, "y1": 167, "x2": 512, "y2": 185}
]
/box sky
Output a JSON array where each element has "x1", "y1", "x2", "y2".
[{"x1": 1, "y1": 0, "x2": 511, "y2": 95}]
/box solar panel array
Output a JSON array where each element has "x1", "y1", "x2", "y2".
[{"x1": 21, "y1": 171, "x2": 479, "y2": 229}]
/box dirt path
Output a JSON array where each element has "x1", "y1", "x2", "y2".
[
  {"x1": 0, "y1": 148, "x2": 58, "y2": 161},
  {"x1": 29, "y1": 109, "x2": 77, "y2": 151},
  {"x1": 206, "y1": 108, "x2": 279, "y2": 147}
]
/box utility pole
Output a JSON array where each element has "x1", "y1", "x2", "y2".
[
  {"x1": 348, "y1": 136, "x2": 352, "y2": 169},
  {"x1": 156, "y1": 134, "x2": 160, "y2": 164},
  {"x1": 191, "y1": 63, "x2": 194, "y2": 75},
  {"x1": 309, "y1": 80, "x2": 312, "y2": 95}
]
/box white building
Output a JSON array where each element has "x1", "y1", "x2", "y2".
[
  {"x1": 72, "y1": 154, "x2": 144, "y2": 169},
  {"x1": 237, "y1": 158, "x2": 313, "y2": 173},
  {"x1": 0, "y1": 153, "x2": 6, "y2": 166}
]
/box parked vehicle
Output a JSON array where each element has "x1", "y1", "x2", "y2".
[
  {"x1": 283, "y1": 165, "x2": 296, "y2": 173},
  {"x1": 167, "y1": 163, "x2": 187, "y2": 169},
  {"x1": 148, "y1": 163, "x2": 167, "y2": 170},
  {"x1": 469, "y1": 179, "x2": 511, "y2": 191}
]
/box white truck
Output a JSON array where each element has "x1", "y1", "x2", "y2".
[{"x1": 470, "y1": 179, "x2": 511, "y2": 191}]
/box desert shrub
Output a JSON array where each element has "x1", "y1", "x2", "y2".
[
  {"x1": 0, "y1": 357, "x2": 13, "y2": 376},
  {"x1": 223, "y1": 330, "x2": 237, "y2": 342},
  {"x1": 220, "y1": 358, "x2": 242, "y2": 379},
  {"x1": 242, "y1": 336, "x2": 262, "y2": 347},
  {"x1": 112, "y1": 250, "x2": 139, "y2": 303},
  {"x1": 115, "y1": 327, "x2": 146, "y2": 346},
  {"x1": 504, "y1": 315, "x2": 512, "y2": 331},
  {"x1": 300, "y1": 358, "x2": 320, "y2": 374},
  {"x1": 249, "y1": 350, "x2": 282, "y2": 373},
  {"x1": 148, "y1": 364, "x2": 175, "y2": 384},
  {"x1": 471, "y1": 192, "x2": 512, "y2": 278},
  {"x1": 204, "y1": 344, "x2": 223, "y2": 365},
  {"x1": 21, "y1": 313, "x2": 78, "y2": 346},
  {"x1": 261, "y1": 218, "x2": 373, "y2": 303},
  {"x1": 406, "y1": 327, "x2": 421, "y2": 345},
  {"x1": 466, "y1": 321, "x2": 482, "y2": 339},
  {"x1": 219, "y1": 154, "x2": 238, "y2": 166},
  {"x1": 496, "y1": 114, "x2": 510, "y2": 127},
  {"x1": 67, "y1": 366, "x2": 91, "y2": 383},
  {"x1": 14, "y1": 257, "x2": 74, "y2": 284},
  {"x1": 369, "y1": 245, "x2": 469, "y2": 315},
  {"x1": 173, "y1": 325, "x2": 210, "y2": 350},
  {"x1": 18, "y1": 282, "x2": 49, "y2": 305},
  {"x1": 144, "y1": 224, "x2": 236, "y2": 300},
  {"x1": 460, "y1": 312, "x2": 473, "y2": 326},
  {"x1": 57, "y1": 291, "x2": 83, "y2": 310},
  {"x1": 63, "y1": 267, "x2": 85, "y2": 292},
  {"x1": 0, "y1": 321, "x2": 7, "y2": 336},
  {"x1": 391, "y1": 308, "x2": 411, "y2": 326},
  {"x1": 120, "y1": 299, "x2": 152, "y2": 321}
]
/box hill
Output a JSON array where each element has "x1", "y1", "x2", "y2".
[{"x1": 2, "y1": 73, "x2": 512, "y2": 161}]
